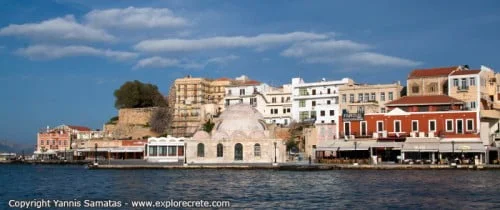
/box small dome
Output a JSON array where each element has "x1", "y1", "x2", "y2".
[
  {"x1": 217, "y1": 104, "x2": 266, "y2": 132},
  {"x1": 212, "y1": 131, "x2": 229, "y2": 141},
  {"x1": 230, "y1": 130, "x2": 248, "y2": 140},
  {"x1": 192, "y1": 131, "x2": 211, "y2": 140},
  {"x1": 249, "y1": 130, "x2": 266, "y2": 140}
]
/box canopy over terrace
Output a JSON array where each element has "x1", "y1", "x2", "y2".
[
  {"x1": 402, "y1": 138, "x2": 440, "y2": 152},
  {"x1": 438, "y1": 140, "x2": 486, "y2": 153},
  {"x1": 317, "y1": 140, "x2": 403, "y2": 151}
]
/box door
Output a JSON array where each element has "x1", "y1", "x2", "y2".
[
  {"x1": 234, "y1": 143, "x2": 243, "y2": 161},
  {"x1": 361, "y1": 121, "x2": 367, "y2": 136},
  {"x1": 344, "y1": 122, "x2": 351, "y2": 136}
]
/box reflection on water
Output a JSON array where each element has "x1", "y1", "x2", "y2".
[{"x1": 1, "y1": 165, "x2": 500, "y2": 209}]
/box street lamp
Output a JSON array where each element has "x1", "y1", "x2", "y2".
[
  {"x1": 452, "y1": 140, "x2": 455, "y2": 161},
  {"x1": 354, "y1": 141, "x2": 358, "y2": 164},
  {"x1": 94, "y1": 143, "x2": 98, "y2": 164},
  {"x1": 274, "y1": 142, "x2": 277, "y2": 163}
]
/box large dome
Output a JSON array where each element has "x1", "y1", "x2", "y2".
[{"x1": 216, "y1": 104, "x2": 266, "y2": 133}]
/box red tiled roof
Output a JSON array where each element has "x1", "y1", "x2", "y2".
[
  {"x1": 450, "y1": 70, "x2": 481, "y2": 76},
  {"x1": 215, "y1": 77, "x2": 232, "y2": 81},
  {"x1": 231, "y1": 79, "x2": 261, "y2": 86},
  {"x1": 386, "y1": 95, "x2": 464, "y2": 106},
  {"x1": 408, "y1": 66, "x2": 458, "y2": 79},
  {"x1": 67, "y1": 125, "x2": 91, "y2": 131}
]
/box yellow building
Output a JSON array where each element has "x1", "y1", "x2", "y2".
[
  {"x1": 407, "y1": 66, "x2": 467, "y2": 96},
  {"x1": 172, "y1": 75, "x2": 233, "y2": 137},
  {"x1": 339, "y1": 82, "x2": 403, "y2": 114}
]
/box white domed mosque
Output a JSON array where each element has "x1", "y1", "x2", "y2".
[{"x1": 186, "y1": 103, "x2": 286, "y2": 164}]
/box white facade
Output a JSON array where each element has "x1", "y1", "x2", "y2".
[
  {"x1": 223, "y1": 80, "x2": 292, "y2": 126},
  {"x1": 291, "y1": 77, "x2": 353, "y2": 139},
  {"x1": 145, "y1": 136, "x2": 186, "y2": 162}
]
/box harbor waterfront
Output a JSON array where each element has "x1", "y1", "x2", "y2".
[{"x1": 1, "y1": 164, "x2": 500, "y2": 209}]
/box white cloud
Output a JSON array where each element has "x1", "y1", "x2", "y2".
[
  {"x1": 281, "y1": 40, "x2": 371, "y2": 57},
  {"x1": 85, "y1": 7, "x2": 188, "y2": 29},
  {"x1": 134, "y1": 56, "x2": 180, "y2": 69},
  {"x1": 304, "y1": 52, "x2": 421, "y2": 67},
  {"x1": 134, "y1": 32, "x2": 329, "y2": 52},
  {"x1": 0, "y1": 15, "x2": 115, "y2": 42},
  {"x1": 342, "y1": 52, "x2": 422, "y2": 67},
  {"x1": 16, "y1": 45, "x2": 138, "y2": 61},
  {"x1": 135, "y1": 55, "x2": 239, "y2": 69}
]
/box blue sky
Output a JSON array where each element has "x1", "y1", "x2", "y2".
[{"x1": 1, "y1": 0, "x2": 499, "y2": 144}]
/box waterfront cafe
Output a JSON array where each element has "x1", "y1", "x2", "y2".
[
  {"x1": 315, "y1": 140, "x2": 403, "y2": 164},
  {"x1": 75, "y1": 139, "x2": 146, "y2": 160},
  {"x1": 437, "y1": 139, "x2": 486, "y2": 165},
  {"x1": 401, "y1": 137, "x2": 440, "y2": 164},
  {"x1": 145, "y1": 136, "x2": 186, "y2": 163}
]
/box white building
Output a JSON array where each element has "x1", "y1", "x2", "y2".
[
  {"x1": 223, "y1": 75, "x2": 292, "y2": 126},
  {"x1": 291, "y1": 77, "x2": 354, "y2": 139},
  {"x1": 145, "y1": 136, "x2": 186, "y2": 162}
]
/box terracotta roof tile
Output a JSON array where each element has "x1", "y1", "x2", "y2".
[
  {"x1": 408, "y1": 66, "x2": 459, "y2": 79},
  {"x1": 386, "y1": 95, "x2": 464, "y2": 106},
  {"x1": 215, "y1": 77, "x2": 232, "y2": 81},
  {"x1": 450, "y1": 70, "x2": 481, "y2": 76},
  {"x1": 67, "y1": 125, "x2": 91, "y2": 131}
]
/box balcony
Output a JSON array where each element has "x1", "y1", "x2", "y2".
[{"x1": 457, "y1": 86, "x2": 469, "y2": 92}]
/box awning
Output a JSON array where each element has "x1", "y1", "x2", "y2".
[
  {"x1": 439, "y1": 141, "x2": 486, "y2": 153},
  {"x1": 76, "y1": 148, "x2": 111, "y2": 152},
  {"x1": 317, "y1": 140, "x2": 376, "y2": 151},
  {"x1": 109, "y1": 147, "x2": 144, "y2": 153},
  {"x1": 402, "y1": 137, "x2": 440, "y2": 152},
  {"x1": 34, "y1": 150, "x2": 57, "y2": 155}
]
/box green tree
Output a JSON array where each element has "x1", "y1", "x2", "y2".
[
  {"x1": 150, "y1": 108, "x2": 172, "y2": 134},
  {"x1": 286, "y1": 138, "x2": 298, "y2": 152},
  {"x1": 114, "y1": 80, "x2": 167, "y2": 109},
  {"x1": 202, "y1": 119, "x2": 215, "y2": 133}
]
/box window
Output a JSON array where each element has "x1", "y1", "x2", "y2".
[
  {"x1": 327, "y1": 88, "x2": 331, "y2": 94},
  {"x1": 466, "y1": 119, "x2": 474, "y2": 131},
  {"x1": 40, "y1": 140, "x2": 44, "y2": 145},
  {"x1": 360, "y1": 121, "x2": 367, "y2": 136},
  {"x1": 342, "y1": 94, "x2": 347, "y2": 103},
  {"x1": 364, "y1": 93, "x2": 369, "y2": 102},
  {"x1": 197, "y1": 143, "x2": 205, "y2": 157},
  {"x1": 381, "y1": 108, "x2": 386, "y2": 113},
  {"x1": 461, "y1": 78, "x2": 468, "y2": 89},
  {"x1": 377, "y1": 121, "x2": 384, "y2": 132},
  {"x1": 217, "y1": 143, "x2": 223, "y2": 157},
  {"x1": 394, "y1": 120, "x2": 401, "y2": 133},
  {"x1": 456, "y1": 119, "x2": 463, "y2": 134},
  {"x1": 299, "y1": 88, "x2": 308, "y2": 96},
  {"x1": 168, "y1": 146, "x2": 177, "y2": 156},
  {"x1": 330, "y1": 110, "x2": 334, "y2": 116},
  {"x1": 358, "y1": 93, "x2": 363, "y2": 102},
  {"x1": 287, "y1": 108, "x2": 291, "y2": 113},
  {"x1": 312, "y1": 89, "x2": 316, "y2": 95},
  {"x1": 370, "y1": 93, "x2": 376, "y2": 101},
  {"x1": 299, "y1": 111, "x2": 309, "y2": 121},
  {"x1": 239, "y1": 89, "x2": 245, "y2": 96},
  {"x1": 357, "y1": 106, "x2": 364, "y2": 113},
  {"x1": 429, "y1": 120, "x2": 436, "y2": 132},
  {"x1": 380, "y1": 92, "x2": 385, "y2": 101},
  {"x1": 388, "y1": 92, "x2": 394, "y2": 100},
  {"x1": 320, "y1": 110, "x2": 325, "y2": 116},
  {"x1": 412, "y1": 86, "x2": 419, "y2": 94},
  {"x1": 310, "y1": 111, "x2": 317, "y2": 119},
  {"x1": 149, "y1": 146, "x2": 157, "y2": 156},
  {"x1": 327, "y1": 100, "x2": 331, "y2": 105},
  {"x1": 158, "y1": 146, "x2": 166, "y2": 156},
  {"x1": 446, "y1": 119, "x2": 454, "y2": 132},
  {"x1": 272, "y1": 97, "x2": 276, "y2": 103},
  {"x1": 412, "y1": 120, "x2": 419, "y2": 132},
  {"x1": 234, "y1": 143, "x2": 243, "y2": 160},
  {"x1": 453, "y1": 79, "x2": 459, "y2": 87},
  {"x1": 283, "y1": 108, "x2": 286, "y2": 114},
  {"x1": 281, "y1": 97, "x2": 284, "y2": 103},
  {"x1": 471, "y1": 102, "x2": 476, "y2": 109},
  {"x1": 470, "y1": 77, "x2": 476, "y2": 86},
  {"x1": 286, "y1": 97, "x2": 290, "y2": 102},
  {"x1": 299, "y1": 100, "x2": 306, "y2": 107},
  {"x1": 254, "y1": 144, "x2": 261, "y2": 157},
  {"x1": 312, "y1": 101, "x2": 316, "y2": 106},
  {"x1": 349, "y1": 94, "x2": 354, "y2": 103}
]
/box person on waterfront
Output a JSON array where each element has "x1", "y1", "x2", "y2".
[{"x1": 308, "y1": 155, "x2": 312, "y2": 165}]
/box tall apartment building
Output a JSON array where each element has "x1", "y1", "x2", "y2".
[
  {"x1": 172, "y1": 75, "x2": 233, "y2": 137},
  {"x1": 338, "y1": 82, "x2": 403, "y2": 114},
  {"x1": 224, "y1": 76, "x2": 292, "y2": 126},
  {"x1": 291, "y1": 77, "x2": 353, "y2": 139}
]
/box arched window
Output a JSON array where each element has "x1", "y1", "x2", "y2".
[
  {"x1": 197, "y1": 143, "x2": 204, "y2": 157},
  {"x1": 234, "y1": 143, "x2": 243, "y2": 160},
  {"x1": 254, "y1": 143, "x2": 261, "y2": 157},
  {"x1": 217, "y1": 143, "x2": 223, "y2": 157}
]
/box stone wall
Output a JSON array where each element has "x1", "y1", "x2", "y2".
[{"x1": 118, "y1": 107, "x2": 159, "y2": 125}]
